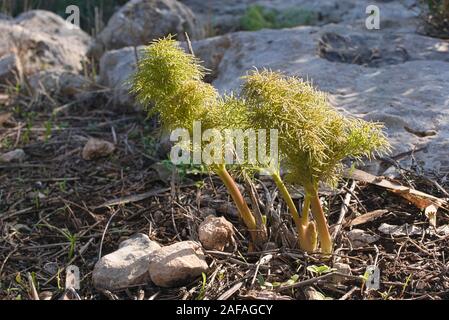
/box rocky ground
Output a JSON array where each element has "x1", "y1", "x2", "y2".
[{"x1": 1, "y1": 0, "x2": 449, "y2": 300}]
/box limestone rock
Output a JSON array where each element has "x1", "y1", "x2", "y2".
[
  {"x1": 89, "y1": 0, "x2": 204, "y2": 59},
  {"x1": 148, "y1": 241, "x2": 208, "y2": 288},
  {"x1": 92, "y1": 234, "x2": 161, "y2": 291},
  {"x1": 180, "y1": 0, "x2": 420, "y2": 34},
  {"x1": 0, "y1": 10, "x2": 91, "y2": 77}
]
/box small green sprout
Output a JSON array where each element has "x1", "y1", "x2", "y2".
[
  {"x1": 44, "y1": 119, "x2": 52, "y2": 142},
  {"x1": 196, "y1": 272, "x2": 207, "y2": 300},
  {"x1": 306, "y1": 265, "x2": 335, "y2": 276}
]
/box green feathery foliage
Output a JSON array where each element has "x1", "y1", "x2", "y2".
[
  {"x1": 131, "y1": 37, "x2": 264, "y2": 246},
  {"x1": 242, "y1": 70, "x2": 389, "y2": 189},
  {"x1": 131, "y1": 36, "x2": 217, "y2": 131},
  {"x1": 242, "y1": 69, "x2": 389, "y2": 253},
  {"x1": 130, "y1": 37, "x2": 390, "y2": 254}
]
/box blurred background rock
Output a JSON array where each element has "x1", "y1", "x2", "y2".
[{"x1": 0, "y1": 0, "x2": 128, "y2": 35}]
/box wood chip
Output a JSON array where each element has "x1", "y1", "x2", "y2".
[{"x1": 348, "y1": 209, "x2": 389, "y2": 226}]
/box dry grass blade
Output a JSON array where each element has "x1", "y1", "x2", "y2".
[
  {"x1": 96, "y1": 188, "x2": 171, "y2": 208},
  {"x1": 217, "y1": 282, "x2": 243, "y2": 300}
]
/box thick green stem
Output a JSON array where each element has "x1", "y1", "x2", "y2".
[
  {"x1": 215, "y1": 165, "x2": 260, "y2": 243},
  {"x1": 309, "y1": 188, "x2": 333, "y2": 254},
  {"x1": 272, "y1": 172, "x2": 317, "y2": 252},
  {"x1": 272, "y1": 172, "x2": 301, "y2": 227}
]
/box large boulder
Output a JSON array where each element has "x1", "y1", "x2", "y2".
[
  {"x1": 89, "y1": 0, "x2": 204, "y2": 59},
  {"x1": 0, "y1": 10, "x2": 91, "y2": 78},
  {"x1": 0, "y1": 10, "x2": 92, "y2": 96}
]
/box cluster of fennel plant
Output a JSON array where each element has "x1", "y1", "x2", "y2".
[
  {"x1": 242, "y1": 71, "x2": 389, "y2": 253},
  {"x1": 131, "y1": 37, "x2": 266, "y2": 247},
  {"x1": 131, "y1": 37, "x2": 390, "y2": 254}
]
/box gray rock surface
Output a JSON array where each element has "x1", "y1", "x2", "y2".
[
  {"x1": 89, "y1": 0, "x2": 204, "y2": 59},
  {"x1": 92, "y1": 234, "x2": 161, "y2": 291},
  {"x1": 180, "y1": 0, "x2": 420, "y2": 34},
  {"x1": 211, "y1": 27, "x2": 449, "y2": 172},
  {"x1": 347, "y1": 229, "x2": 380, "y2": 248},
  {"x1": 0, "y1": 10, "x2": 91, "y2": 78},
  {"x1": 148, "y1": 241, "x2": 208, "y2": 288}
]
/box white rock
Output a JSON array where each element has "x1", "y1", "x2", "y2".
[
  {"x1": 347, "y1": 229, "x2": 380, "y2": 248},
  {"x1": 148, "y1": 241, "x2": 208, "y2": 288},
  {"x1": 82, "y1": 138, "x2": 115, "y2": 161},
  {"x1": 92, "y1": 234, "x2": 161, "y2": 291},
  {"x1": 0, "y1": 149, "x2": 26, "y2": 163},
  {"x1": 0, "y1": 10, "x2": 91, "y2": 78},
  {"x1": 89, "y1": 0, "x2": 204, "y2": 59},
  {"x1": 198, "y1": 215, "x2": 234, "y2": 251}
]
